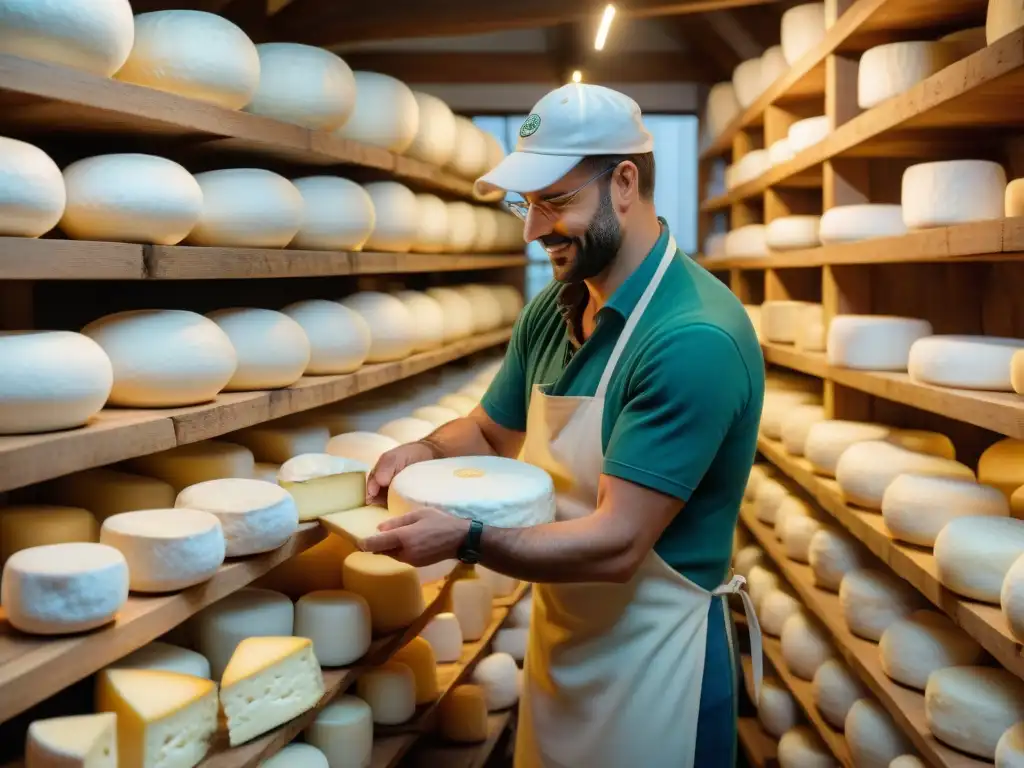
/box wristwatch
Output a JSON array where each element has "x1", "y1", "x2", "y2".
[{"x1": 457, "y1": 519, "x2": 484, "y2": 564}]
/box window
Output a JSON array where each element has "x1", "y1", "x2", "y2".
[{"x1": 473, "y1": 114, "x2": 698, "y2": 300}]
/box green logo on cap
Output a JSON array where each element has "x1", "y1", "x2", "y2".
[{"x1": 520, "y1": 114, "x2": 541, "y2": 138}]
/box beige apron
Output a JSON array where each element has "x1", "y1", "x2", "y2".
[{"x1": 514, "y1": 235, "x2": 763, "y2": 768}]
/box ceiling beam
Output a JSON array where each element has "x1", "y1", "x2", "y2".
[
  {"x1": 670, "y1": 15, "x2": 743, "y2": 79},
  {"x1": 271, "y1": 0, "x2": 785, "y2": 47}
]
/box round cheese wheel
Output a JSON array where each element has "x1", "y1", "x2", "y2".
[
  {"x1": 189, "y1": 168, "x2": 303, "y2": 248},
  {"x1": 766, "y1": 216, "x2": 821, "y2": 250},
  {"x1": 889, "y1": 756, "x2": 925, "y2": 768},
  {"x1": 909, "y1": 335, "x2": 1024, "y2": 391},
  {"x1": 446, "y1": 201, "x2": 479, "y2": 253},
  {"x1": 758, "y1": 678, "x2": 799, "y2": 737},
  {"x1": 774, "y1": 496, "x2": 813, "y2": 541},
  {"x1": 819, "y1": 204, "x2": 907, "y2": 244},
  {"x1": 406, "y1": 91, "x2": 457, "y2": 166},
  {"x1": 393, "y1": 291, "x2": 445, "y2": 352},
  {"x1": 125, "y1": 440, "x2": 255, "y2": 494},
  {"x1": 761, "y1": 45, "x2": 788, "y2": 90},
  {"x1": 747, "y1": 565, "x2": 780, "y2": 612},
  {"x1": 43, "y1": 468, "x2": 176, "y2": 525},
  {"x1": 338, "y1": 291, "x2": 415, "y2": 363},
  {"x1": 835, "y1": 441, "x2": 973, "y2": 510},
  {"x1": 878, "y1": 609, "x2": 984, "y2": 690},
  {"x1": 926, "y1": 666, "x2": 1024, "y2": 759},
  {"x1": 305, "y1": 696, "x2": 372, "y2": 768},
  {"x1": 1001, "y1": 553, "x2": 1024, "y2": 641},
  {"x1": 979, "y1": 438, "x2": 1024, "y2": 498},
  {"x1": 732, "y1": 58, "x2": 763, "y2": 109},
  {"x1": 262, "y1": 744, "x2": 328, "y2": 768},
  {"x1": 0, "y1": 136, "x2": 65, "y2": 237},
  {"x1": 411, "y1": 194, "x2": 449, "y2": 254},
  {"x1": 114, "y1": 11, "x2": 259, "y2": 109},
  {"x1": 0, "y1": 0, "x2": 134, "y2": 76},
  {"x1": 778, "y1": 726, "x2": 836, "y2": 767},
  {"x1": 769, "y1": 138, "x2": 795, "y2": 166},
  {"x1": 762, "y1": 303, "x2": 816, "y2": 344},
  {"x1": 745, "y1": 464, "x2": 773, "y2": 501},
  {"x1": 902, "y1": 160, "x2": 1006, "y2": 228},
  {"x1": 470, "y1": 652, "x2": 520, "y2": 711},
  {"x1": 206, "y1": 308, "x2": 310, "y2": 391},
  {"x1": 290, "y1": 177, "x2": 375, "y2": 252},
  {"x1": 705, "y1": 82, "x2": 740, "y2": 139},
  {"x1": 491, "y1": 286, "x2": 524, "y2": 324},
  {"x1": 935, "y1": 516, "x2": 1024, "y2": 602},
  {"x1": 760, "y1": 589, "x2": 802, "y2": 637},
  {"x1": 446, "y1": 118, "x2": 488, "y2": 180},
  {"x1": 754, "y1": 478, "x2": 790, "y2": 524},
  {"x1": 456, "y1": 284, "x2": 504, "y2": 332},
  {"x1": 280, "y1": 300, "x2": 370, "y2": 375},
  {"x1": 795, "y1": 304, "x2": 826, "y2": 353},
  {"x1": 734, "y1": 545, "x2": 764, "y2": 579},
  {"x1": 425, "y1": 287, "x2": 475, "y2": 342},
  {"x1": 193, "y1": 587, "x2": 294, "y2": 679},
  {"x1": 782, "y1": 3, "x2": 826, "y2": 65},
  {"x1": 997, "y1": 722, "x2": 1024, "y2": 767},
  {"x1": 781, "y1": 514, "x2": 823, "y2": 564},
  {"x1": 362, "y1": 182, "x2": 418, "y2": 253},
  {"x1": 734, "y1": 150, "x2": 770, "y2": 187},
  {"x1": 295, "y1": 590, "x2": 371, "y2": 667},
  {"x1": 857, "y1": 41, "x2": 960, "y2": 110},
  {"x1": 412, "y1": 405, "x2": 460, "y2": 427},
  {"x1": 781, "y1": 405, "x2": 827, "y2": 456},
  {"x1": 378, "y1": 417, "x2": 434, "y2": 444},
  {"x1": 61, "y1": 154, "x2": 202, "y2": 245},
  {"x1": 0, "y1": 331, "x2": 112, "y2": 435},
  {"x1": 245, "y1": 43, "x2": 355, "y2": 130},
  {"x1": 0, "y1": 505, "x2": 99, "y2": 564},
  {"x1": 804, "y1": 420, "x2": 892, "y2": 477},
  {"x1": 788, "y1": 115, "x2": 829, "y2": 152},
  {"x1": 812, "y1": 658, "x2": 866, "y2": 730},
  {"x1": 845, "y1": 699, "x2": 911, "y2": 768},
  {"x1": 336, "y1": 71, "x2": 418, "y2": 153},
  {"x1": 838, "y1": 568, "x2": 924, "y2": 641},
  {"x1": 472, "y1": 207, "x2": 499, "y2": 252},
  {"x1": 827, "y1": 315, "x2": 933, "y2": 371},
  {"x1": 781, "y1": 611, "x2": 833, "y2": 681},
  {"x1": 82, "y1": 310, "x2": 236, "y2": 407},
  {"x1": 327, "y1": 431, "x2": 399, "y2": 468},
  {"x1": 885, "y1": 429, "x2": 956, "y2": 459},
  {"x1": 762, "y1": 392, "x2": 820, "y2": 440},
  {"x1": 115, "y1": 640, "x2": 211, "y2": 678},
  {"x1": 882, "y1": 474, "x2": 1007, "y2": 547},
  {"x1": 808, "y1": 527, "x2": 870, "y2": 592}
]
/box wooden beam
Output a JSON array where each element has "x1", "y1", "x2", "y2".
[
  {"x1": 336, "y1": 51, "x2": 717, "y2": 84},
  {"x1": 671, "y1": 15, "x2": 743, "y2": 79},
  {"x1": 272, "y1": 0, "x2": 786, "y2": 47},
  {"x1": 548, "y1": 23, "x2": 583, "y2": 86}
]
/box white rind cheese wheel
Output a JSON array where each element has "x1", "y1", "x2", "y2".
[
  {"x1": 25, "y1": 712, "x2": 118, "y2": 768},
  {"x1": 407, "y1": 91, "x2": 457, "y2": 166},
  {"x1": 472, "y1": 207, "x2": 499, "y2": 252},
  {"x1": 456, "y1": 284, "x2": 504, "y2": 332},
  {"x1": 357, "y1": 661, "x2": 416, "y2": 725},
  {"x1": 305, "y1": 695, "x2": 373, "y2": 768},
  {"x1": 245, "y1": 43, "x2": 355, "y2": 129},
  {"x1": 838, "y1": 568, "x2": 924, "y2": 641},
  {"x1": 768, "y1": 138, "x2": 795, "y2": 166},
  {"x1": 758, "y1": 678, "x2": 799, "y2": 737},
  {"x1": 0, "y1": 331, "x2": 112, "y2": 435},
  {"x1": 412, "y1": 194, "x2": 449, "y2": 254},
  {"x1": 732, "y1": 59, "x2": 763, "y2": 109},
  {"x1": 774, "y1": 496, "x2": 813, "y2": 541},
  {"x1": 988, "y1": 0, "x2": 1024, "y2": 44},
  {"x1": 724, "y1": 225, "x2": 767, "y2": 258},
  {"x1": 819, "y1": 204, "x2": 906, "y2": 244},
  {"x1": 378, "y1": 417, "x2": 434, "y2": 444},
  {"x1": 362, "y1": 181, "x2": 419, "y2": 253},
  {"x1": 781, "y1": 514, "x2": 823, "y2": 563},
  {"x1": 909, "y1": 335, "x2": 1024, "y2": 391},
  {"x1": 1002, "y1": 553, "x2": 1024, "y2": 641},
  {"x1": 902, "y1": 160, "x2": 1006, "y2": 228},
  {"x1": 394, "y1": 291, "x2": 445, "y2": 352},
  {"x1": 447, "y1": 577, "x2": 493, "y2": 642},
  {"x1": 176, "y1": 478, "x2": 299, "y2": 557},
  {"x1": 281, "y1": 300, "x2": 371, "y2": 375},
  {"x1": 845, "y1": 699, "x2": 911, "y2": 768},
  {"x1": 808, "y1": 527, "x2": 870, "y2": 592},
  {"x1": 100, "y1": 508, "x2": 225, "y2": 592},
  {"x1": 419, "y1": 612, "x2": 463, "y2": 663},
  {"x1": 733, "y1": 545, "x2": 764, "y2": 578},
  {"x1": 780, "y1": 612, "x2": 833, "y2": 681},
  {"x1": 761, "y1": 45, "x2": 788, "y2": 90},
  {"x1": 890, "y1": 757, "x2": 925, "y2": 768},
  {"x1": 835, "y1": 441, "x2": 973, "y2": 510},
  {"x1": 339, "y1": 291, "x2": 415, "y2": 362},
  {"x1": 193, "y1": 587, "x2": 294, "y2": 679},
  {"x1": 734, "y1": 150, "x2": 770, "y2": 186},
  {"x1": 766, "y1": 216, "x2": 821, "y2": 250},
  {"x1": 805, "y1": 420, "x2": 892, "y2": 477},
  {"x1": 61, "y1": 154, "x2": 202, "y2": 245},
  {"x1": 491, "y1": 286, "x2": 524, "y2": 325},
  {"x1": 0, "y1": 136, "x2": 65, "y2": 237},
  {"x1": 926, "y1": 666, "x2": 1024, "y2": 759},
  {"x1": 882, "y1": 474, "x2": 1008, "y2": 547},
  {"x1": 761, "y1": 301, "x2": 814, "y2": 343},
  {"x1": 291, "y1": 177, "x2": 375, "y2": 251},
  {"x1": 782, "y1": 3, "x2": 826, "y2": 65},
  {"x1": 471, "y1": 653, "x2": 520, "y2": 711},
  {"x1": 879, "y1": 610, "x2": 984, "y2": 690},
  {"x1": 493, "y1": 627, "x2": 527, "y2": 662},
  {"x1": 857, "y1": 41, "x2": 959, "y2": 109},
  {"x1": 82, "y1": 309, "x2": 236, "y2": 407},
  {"x1": 389, "y1": 456, "x2": 555, "y2": 528},
  {"x1": 812, "y1": 658, "x2": 866, "y2": 730},
  {"x1": 295, "y1": 590, "x2": 371, "y2": 666},
  {"x1": 798, "y1": 310, "x2": 824, "y2": 358},
  {"x1": 781, "y1": 405, "x2": 826, "y2": 455},
  {"x1": 126, "y1": 440, "x2": 255, "y2": 493},
  {"x1": 115, "y1": 11, "x2": 260, "y2": 109},
  {"x1": 745, "y1": 464, "x2": 773, "y2": 501},
  {"x1": 997, "y1": 722, "x2": 1024, "y2": 767},
  {"x1": 705, "y1": 82, "x2": 740, "y2": 140},
  {"x1": 0, "y1": 505, "x2": 98, "y2": 564},
  {"x1": 188, "y1": 168, "x2": 304, "y2": 248},
  {"x1": 114, "y1": 641, "x2": 211, "y2": 678},
  {"x1": 262, "y1": 744, "x2": 328, "y2": 768},
  {"x1": 760, "y1": 589, "x2": 802, "y2": 637},
  {"x1": 2, "y1": 542, "x2": 128, "y2": 635},
  {"x1": 746, "y1": 565, "x2": 780, "y2": 612},
  {"x1": 979, "y1": 438, "x2": 1024, "y2": 499},
  {"x1": 446, "y1": 118, "x2": 489, "y2": 180},
  {"x1": 446, "y1": 201, "x2": 478, "y2": 253},
  {"x1": 0, "y1": 0, "x2": 134, "y2": 76},
  {"x1": 327, "y1": 431, "x2": 399, "y2": 467},
  {"x1": 761, "y1": 391, "x2": 820, "y2": 439},
  {"x1": 778, "y1": 726, "x2": 836, "y2": 767},
  {"x1": 754, "y1": 478, "x2": 789, "y2": 525},
  {"x1": 337, "y1": 71, "x2": 419, "y2": 153},
  {"x1": 828, "y1": 315, "x2": 933, "y2": 370},
  {"x1": 788, "y1": 116, "x2": 829, "y2": 152},
  {"x1": 207, "y1": 308, "x2": 310, "y2": 391},
  {"x1": 934, "y1": 516, "x2": 1024, "y2": 602},
  {"x1": 426, "y1": 286, "x2": 475, "y2": 342},
  {"x1": 43, "y1": 468, "x2": 176, "y2": 524}
]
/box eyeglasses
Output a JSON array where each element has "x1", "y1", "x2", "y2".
[{"x1": 505, "y1": 165, "x2": 616, "y2": 221}]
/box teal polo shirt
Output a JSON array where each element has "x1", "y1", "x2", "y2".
[{"x1": 481, "y1": 223, "x2": 765, "y2": 590}]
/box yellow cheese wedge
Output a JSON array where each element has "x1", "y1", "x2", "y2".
[
  {"x1": 319, "y1": 505, "x2": 400, "y2": 549},
  {"x1": 26, "y1": 712, "x2": 118, "y2": 767},
  {"x1": 277, "y1": 455, "x2": 367, "y2": 522}
]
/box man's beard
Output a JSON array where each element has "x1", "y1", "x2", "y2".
[{"x1": 539, "y1": 189, "x2": 622, "y2": 284}]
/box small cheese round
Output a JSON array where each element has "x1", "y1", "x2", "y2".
[
  {"x1": 878, "y1": 610, "x2": 984, "y2": 690},
  {"x1": 754, "y1": 478, "x2": 790, "y2": 525},
  {"x1": 926, "y1": 666, "x2": 1024, "y2": 759},
  {"x1": 439, "y1": 684, "x2": 489, "y2": 743},
  {"x1": 188, "y1": 168, "x2": 304, "y2": 248},
  {"x1": 472, "y1": 207, "x2": 499, "y2": 252},
  {"x1": 781, "y1": 514, "x2": 824, "y2": 564},
  {"x1": 326, "y1": 431, "x2": 399, "y2": 467},
  {"x1": 0, "y1": 0, "x2": 134, "y2": 76},
  {"x1": 909, "y1": 335, "x2": 1024, "y2": 391},
  {"x1": 338, "y1": 291, "x2": 416, "y2": 362},
  {"x1": 1001, "y1": 552, "x2": 1024, "y2": 641},
  {"x1": 804, "y1": 420, "x2": 893, "y2": 477},
  {"x1": 336, "y1": 71, "x2": 419, "y2": 153},
  {"x1": 768, "y1": 138, "x2": 795, "y2": 166},
  {"x1": 761, "y1": 45, "x2": 788, "y2": 90},
  {"x1": 343, "y1": 552, "x2": 424, "y2": 634},
  {"x1": 245, "y1": 43, "x2": 355, "y2": 129},
  {"x1": 193, "y1": 587, "x2": 294, "y2": 679},
  {"x1": 446, "y1": 576, "x2": 493, "y2": 642},
  {"x1": 491, "y1": 286, "x2": 524, "y2": 324},
  {"x1": 393, "y1": 636, "x2": 439, "y2": 704},
  {"x1": 731, "y1": 58, "x2": 763, "y2": 109},
  {"x1": 734, "y1": 150, "x2": 770, "y2": 186},
  {"x1": 890, "y1": 756, "x2": 925, "y2": 768},
  {"x1": 357, "y1": 661, "x2": 417, "y2": 725},
  {"x1": 781, "y1": 405, "x2": 827, "y2": 456},
  {"x1": 767, "y1": 216, "x2": 821, "y2": 250},
  {"x1": 882, "y1": 474, "x2": 1007, "y2": 547},
  {"x1": 819, "y1": 204, "x2": 906, "y2": 244},
  {"x1": 457, "y1": 284, "x2": 504, "y2": 332},
  {"x1": 426, "y1": 286, "x2": 475, "y2": 341},
  {"x1": 114, "y1": 11, "x2": 259, "y2": 109},
  {"x1": 412, "y1": 405, "x2": 461, "y2": 427},
  {"x1": 61, "y1": 154, "x2": 202, "y2": 245},
  {"x1": 724, "y1": 225, "x2": 767, "y2": 258},
  {"x1": 389, "y1": 456, "x2": 555, "y2": 528},
  {"x1": 745, "y1": 464, "x2": 774, "y2": 501},
  {"x1": 280, "y1": 300, "x2": 371, "y2": 375},
  {"x1": 394, "y1": 291, "x2": 446, "y2": 352},
  {"x1": 362, "y1": 182, "x2": 419, "y2": 253},
  {"x1": 291, "y1": 176, "x2": 375, "y2": 252},
  {"x1": 782, "y1": 3, "x2": 827, "y2": 65},
  {"x1": 886, "y1": 430, "x2": 956, "y2": 459},
  {"x1": 760, "y1": 589, "x2": 802, "y2": 637},
  {"x1": 758, "y1": 678, "x2": 800, "y2": 737},
  {"x1": 747, "y1": 565, "x2": 780, "y2": 612},
  {"x1": 114, "y1": 641, "x2": 211, "y2": 678},
  {"x1": 494, "y1": 627, "x2": 527, "y2": 662},
  {"x1": 411, "y1": 194, "x2": 450, "y2": 254},
  {"x1": 82, "y1": 309, "x2": 236, "y2": 407},
  {"x1": 175, "y1": 478, "x2": 299, "y2": 557},
  {"x1": 762, "y1": 392, "x2": 821, "y2": 439},
  {"x1": 207, "y1": 308, "x2": 310, "y2": 391},
  {"x1": 0, "y1": 331, "x2": 112, "y2": 435},
  {"x1": 0, "y1": 505, "x2": 99, "y2": 564},
  {"x1": 775, "y1": 496, "x2": 812, "y2": 540},
  {"x1": 445, "y1": 201, "x2": 479, "y2": 253},
  {"x1": 835, "y1": 440, "x2": 973, "y2": 510},
  {"x1": 1, "y1": 542, "x2": 128, "y2": 635},
  {"x1": 446, "y1": 118, "x2": 489, "y2": 180},
  {"x1": 902, "y1": 160, "x2": 1006, "y2": 228},
  {"x1": 43, "y1": 468, "x2": 176, "y2": 524},
  {"x1": 857, "y1": 41, "x2": 960, "y2": 110},
  {"x1": 812, "y1": 658, "x2": 866, "y2": 730},
  {"x1": 734, "y1": 545, "x2": 764, "y2": 578},
  {"x1": 778, "y1": 726, "x2": 836, "y2": 767},
  {"x1": 935, "y1": 516, "x2": 1024, "y2": 602},
  {"x1": 262, "y1": 744, "x2": 328, "y2": 768},
  {"x1": 378, "y1": 417, "x2": 434, "y2": 444},
  {"x1": 845, "y1": 699, "x2": 911, "y2": 768},
  {"x1": 795, "y1": 305, "x2": 827, "y2": 352},
  {"x1": 295, "y1": 590, "x2": 371, "y2": 667},
  {"x1": 99, "y1": 508, "x2": 224, "y2": 592},
  {"x1": 780, "y1": 612, "x2": 833, "y2": 681},
  {"x1": 406, "y1": 91, "x2": 457, "y2": 166},
  {"x1": 788, "y1": 115, "x2": 829, "y2": 152},
  {"x1": 997, "y1": 722, "x2": 1024, "y2": 767},
  {"x1": 705, "y1": 82, "x2": 740, "y2": 140},
  {"x1": 827, "y1": 315, "x2": 933, "y2": 371},
  {"x1": 838, "y1": 568, "x2": 924, "y2": 641},
  {"x1": 126, "y1": 440, "x2": 255, "y2": 493},
  {"x1": 979, "y1": 438, "x2": 1024, "y2": 498},
  {"x1": 471, "y1": 652, "x2": 520, "y2": 710},
  {"x1": 419, "y1": 612, "x2": 463, "y2": 663},
  {"x1": 808, "y1": 527, "x2": 870, "y2": 592},
  {"x1": 305, "y1": 695, "x2": 373, "y2": 768},
  {"x1": 438, "y1": 393, "x2": 478, "y2": 417},
  {"x1": 0, "y1": 136, "x2": 65, "y2": 237}
]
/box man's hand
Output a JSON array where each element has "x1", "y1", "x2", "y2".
[
  {"x1": 363, "y1": 507, "x2": 470, "y2": 567},
  {"x1": 365, "y1": 441, "x2": 437, "y2": 505}
]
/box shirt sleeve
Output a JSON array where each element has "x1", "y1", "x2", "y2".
[
  {"x1": 479, "y1": 309, "x2": 531, "y2": 432},
  {"x1": 603, "y1": 325, "x2": 752, "y2": 501}
]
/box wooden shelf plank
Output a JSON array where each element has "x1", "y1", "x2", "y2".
[
  {"x1": 406, "y1": 712, "x2": 513, "y2": 768},
  {"x1": 740, "y1": 505, "x2": 989, "y2": 768},
  {"x1": 0, "y1": 523, "x2": 326, "y2": 724},
  {"x1": 737, "y1": 717, "x2": 779, "y2": 768},
  {"x1": 756, "y1": 436, "x2": 1024, "y2": 685},
  {"x1": 0, "y1": 239, "x2": 145, "y2": 279},
  {"x1": 0, "y1": 328, "x2": 512, "y2": 493},
  {"x1": 762, "y1": 344, "x2": 828, "y2": 378}
]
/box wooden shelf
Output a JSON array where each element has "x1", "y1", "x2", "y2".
[
  {"x1": 756, "y1": 435, "x2": 1024, "y2": 685},
  {"x1": 738, "y1": 717, "x2": 779, "y2": 768},
  {"x1": 406, "y1": 712, "x2": 513, "y2": 768},
  {"x1": 0, "y1": 327, "x2": 512, "y2": 494},
  {"x1": 0, "y1": 523, "x2": 325, "y2": 724},
  {"x1": 740, "y1": 504, "x2": 989, "y2": 768},
  {"x1": 762, "y1": 344, "x2": 828, "y2": 378}
]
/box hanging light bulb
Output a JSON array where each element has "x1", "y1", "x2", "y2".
[
  {"x1": 594, "y1": 4, "x2": 616, "y2": 51},
  {"x1": 572, "y1": 70, "x2": 583, "y2": 83}
]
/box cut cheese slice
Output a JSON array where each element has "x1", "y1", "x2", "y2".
[
  {"x1": 804, "y1": 421, "x2": 892, "y2": 477},
  {"x1": 934, "y1": 516, "x2": 1024, "y2": 602},
  {"x1": 827, "y1": 315, "x2": 933, "y2": 371},
  {"x1": 878, "y1": 609, "x2": 984, "y2": 690},
  {"x1": 43, "y1": 468, "x2": 176, "y2": 525},
  {"x1": 319, "y1": 505, "x2": 399, "y2": 550},
  {"x1": 902, "y1": 160, "x2": 1006, "y2": 228},
  {"x1": 193, "y1": 587, "x2": 295, "y2": 680},
  {"x1": 295, "y1": 590, "x2": 372, "y2": 667},
  {"x1": 343, "y1": 552, "x2": 425, "y2": 634},
  {"x1": 304, "y1": 696, "x2": 373, "y2": 768},
  {"x1": 221, "y1": 636, "x2": 325, "y2": 746},
  {"x1": 175, "y1": 478, "x2": 298, "y2": 556},
  {"x1": 227, "y1": 423, "x2": 330, "y2": 464},
  {"x1": 838, "y1": 568, "x2": 924, "y2": 641},
  {"x1": 882, "y1": 474, "x2": 1007, "y2": 546},
  {"x1": 819, "y1": 204, "x2": 906, "y2": 244},
  {"x1": 126, "y1": 441, "x2": 255, "y2": 493},
  {"x1": 326, "y1": 432, "x2": 399, "y2": 467},
  {"x1": 357, "y1": 661, "x2": 416, "y2": 725},
  {"x1": 278, "y1": 454, "x2": 368, "y2": 522},
  {"x1": 25, "y1": 712, "x2": 118, "y2": 768},
  {"x1": 439, "y1": 685, "x2": 489, "y2": 743},
  {"x1": 835, "y1": 440, "x2": 973, "y2": 510},
  {"x1": 114, "y1": 641, "x2": 211, "y2": 679},
  {"x1": 926, "y1": 666, "x2": 1024, "y2": 759},
  {"x1": 812, "y1": 658, "x2": 865, "y2": 731},
  {"x1": 858, "y1": 41, "x2": 959, "y2": 109},
  {"x1": 909, "y1": 334, "x2": 1024, "y2": 391},
  {"x1": 845, "y1": 699, "x2": 911, "y2": 768},
  {"x1": 393, "y1": 637, "x2": 439, "y2": 705}
]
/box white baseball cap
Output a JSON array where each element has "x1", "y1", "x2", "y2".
[{"x1": 474, "y1": 83, "x2": 654, "y2": 197}]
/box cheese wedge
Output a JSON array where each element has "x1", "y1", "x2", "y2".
[
  {"x1": 319, "y1": 505, "x2": 400, "y2": 549},
  {"x1": 220, "y1": 636, "x2": 325, "y2": 746},
  {"x1": 95, "y1": 668, "x2": 217, "y2": 768},
  {"x1": 26, "y1": 712, "x2": 118, "y2": 767},
  {"x1": 278, "y1": 454, "x2": 368, "y2": 521}
]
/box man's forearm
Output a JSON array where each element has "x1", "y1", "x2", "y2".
[{"x1": 419, "y1": 417, "x2": 498, "y2": 459}]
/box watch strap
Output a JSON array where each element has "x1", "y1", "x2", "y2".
[{"x1": 458, "y1": 519, "x2": 484, "y2": 564}]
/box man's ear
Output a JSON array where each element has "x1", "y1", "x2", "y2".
[{"x1": 612, "y1": 161, "x2": 639, "y2": 209}]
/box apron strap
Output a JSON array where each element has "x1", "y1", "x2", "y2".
[{"x1": 712, "y1": 575, "x2": 763, "y2": 704}]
